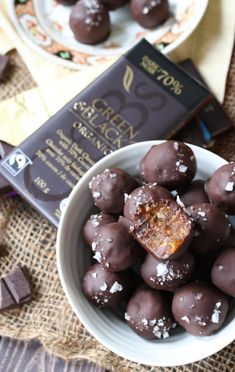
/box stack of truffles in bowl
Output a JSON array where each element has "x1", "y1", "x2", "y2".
[{"x1": 81, "y1": 140, "x2": 235, "y2": 341}]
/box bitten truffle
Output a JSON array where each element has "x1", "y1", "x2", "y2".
[
  {"x1": 141, "y1": 252, "x2": 195, "y2": 291},
  {"x1": 176, "y1": 180, "x2": 209, "y2": 208},
  {"x1": 69, "y1": 0, "x2": 110, "y2": 45},
  {"x1": 211, "y1": 249, "x2": 235, "y2": 297},
  {"x1": 185, "y1": 203, "x2": 230, "y2": 254},
  {"x1": 124, "y1": 183, "x2": 173, "y2": 221},
  {"x1": 206, "y1": 163, "x2": 235, "y2": 215},
  {"x1": 82, "y1": 263, "x2": 134, "y2": 308},
  {"x1": 130, "y1": 0, "x2": 169, "y2": 29},
  {"x1": 92, "y1": 222, "x2": 140, "y2": 271},
  {"x1": 89, "y1": 168, "x2": 138, "y2": 214},
  {"x1": 172, "y1": 282, "x2": 229, "y2": 336},
  {"x1": 101, "y1": 0, "x2": 129, "y2": 10},
  {"x1": 140, "y1": 141, "x2": 197, "y2": 190},
  {"x1": 132, "y1": 199, "x2": 193, "y2": 260},
  {"x1": 83, "y1": 213, "x2": 116, "y2": 246},
  {"x1": 125, "y1": 285, "x2": 175, "y2": 339}
]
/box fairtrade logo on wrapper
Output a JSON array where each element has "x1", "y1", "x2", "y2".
[{"x1": 2, "y1": 149, "x2": 32, "y2": 176}]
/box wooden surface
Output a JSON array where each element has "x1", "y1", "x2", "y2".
[{"x1": 0, "y1": 337, "x2": 105, "y2": 372}]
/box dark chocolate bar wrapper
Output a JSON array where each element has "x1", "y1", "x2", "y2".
[
  {"x1": 178, "y1": 59, "x2": 233, "y2": 140},
  {"x1": 0, "y1": 40, "x2": 211, "y2": 227}
]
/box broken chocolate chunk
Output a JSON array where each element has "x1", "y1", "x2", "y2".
[{"x1": 0, "y1": 266, "x2": 32, "y2": 312}]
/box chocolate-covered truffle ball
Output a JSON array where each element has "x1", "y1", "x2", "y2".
[
  {"x1": 89, "y1": 168, "x2": 138, "y2": 214},
  {"x1": 102, "y1": 0, "x2": 129, "y2": 10},
  {"x1": 185, "y1": 203, "x2": 230, "y2": 254},
  {"x1": 206, "y1": 163, "x2": 235, "y2": 215},
  {"x1": 124, "y1": 183, "x2": 173, "y2": 221},
  {"x1": 83, "y1": 213, "x2": 116, "y2": 246},
  {"x1": 141, "y1": 252, "x2": 195, "y2": 291},
  {"x1": 69, "y1": 0, "x2": 110, "y2": 45},
  {"x1": 172, "y1": 282, "x2": 229, "y2": 336},
  {"x1": 130, "y1": 0, "x2": 169, "y2": 29},
  {"x1": 57, "y1": 0, "x2": 77, "y2": 5},
  {"x1": 140, "y1": 141, "x2": 197, "y2": 190},
  {"x1": 125, "y1": 285, "x2": 175, "y2": 339},
  {"x1": 82, "y1": 263, "x2": 134, "y2": 308},
  {"x1": 176, "y1": 180, "x2": 209, "y2": 208},
  {"x1": 212, "y1": 249, "x2": 235, "y2": 297},
  {"x1": 132, "y1": 199, "x2": 193, "y2": 260},
  {"x1": 93, "y1": 222, "x2": 140, "y2": 271}
]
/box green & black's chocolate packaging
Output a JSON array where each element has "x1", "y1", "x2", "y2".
[{"x1": 0, "y1": 39, "x2": 211, "y2": 226}]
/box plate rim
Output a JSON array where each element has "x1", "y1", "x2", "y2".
[{"x1": 8, "y1": 0, "x2": 208, "y2": 70}]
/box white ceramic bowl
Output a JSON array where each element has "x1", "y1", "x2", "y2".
[{"x1": 56, "y1": 141, "x2": 235, "y2": 367}]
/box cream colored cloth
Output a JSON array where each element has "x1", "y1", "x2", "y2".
[{"x1": 0, "y1": 0, "x2": 234, "y2": 146}]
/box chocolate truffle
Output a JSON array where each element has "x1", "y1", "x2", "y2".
[
  {"x1": 101, "y1": 0, "x2": 129, "y2": 10},
  {"x1": 82, "y1": 263, "x2": 134, "y2": 308},
  {"x1": 57, "y1": 0, "x2": 77, "y2": 5},
  {"x1": 130, "y1": 0, "x2": 169, "y2": 29},
  {"x1": 141, "y1": 252, "x2": 195, "y2": 291},
  {"x1": 89, "y1": 168, "x2": 138, "y2": 214},
  {"x1": 176, "y1": 180, "x2": 209, "y2": 208},
  {"x1": 124, "y1": 183, "x2": 173, "y2": 221},
  {"x1": 69, "y1": 0, "x2": 110, "y2": 45},
  {"x1": 172, "y1": 282, "x2": 229, "y2": 336},
  {"x1": 205, "y1": 163, "x2": 235, "y2": 215},
  {"x1": 185, "y1": 203, "x2": 230, "y2": 254},
  {"x1": 125, "y1": 285, "x2": 175, "y2": 339},
  {"x1": 132, "y1": 199, "x2": 193, "y2": 260},
  {"x1": 83, "y1": 213, "x2": 116, "y2": 246},
  {"x1": 140, "y1": 141, "x2": 197, "y2": 190},
  {"x1": 93, "y1": 222, "x2": 140, "y2": 271},
  {"x1": 211, "y1": 249, "x2": 235, "y2": 297}
]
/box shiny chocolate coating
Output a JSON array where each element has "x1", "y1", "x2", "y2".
[
  {"x1": 211, "y1": 249, "x2": 235, "y2": 297},
  {"x1": 125, "y1": 285, "x2": 175, "y2": 339},
  {"x1": 124, "y1": 183, "x2": 173, "y2": 221},
  {"x1": 141, "y1": 252, "x2": 195, "y2": 291},
  {"x1": 130, "y1": 0, "x2": 169, "y2": 29},
  {"x1": 185, "y1": 203, "x2": 230, "y2": 254},
  {"x1": 140, "y1": 141, "x2": 197, "y2": 190},
  {"x1": 172, "y1": 282, "x2": 229, "y2": 336},
  {"x1": 176, "y1": 180, "x2": 209, "y2": 207},
  {"x1": 82, "y1": 263, "x2": 134, "y2": 308},
  {"x1": 69, "y1": 0, "x2": 110, "y2": 45},
  {"x1": 93, "y1": 222, "x2": 140, "y2": 271},
  {"x1": 83, "y1": 213, "x2": 116, "y2": 246},
  {"x1": 89, "y1": 168, "x2": 138, "y2": 214},
  {"x1": 101, "y1": 0, "x2": 129, "y2": 10},
  {"x1": 206, "y1": 163, "x2": 235, "y2": 215}
]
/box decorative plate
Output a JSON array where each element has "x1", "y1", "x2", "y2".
[{"x1": 8, "y1": 0, "x2": 208, "y2": 69}]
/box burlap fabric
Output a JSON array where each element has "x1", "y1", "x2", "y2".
[{"x1": 0, "y1": 49, "x2": 234, "y2": 372}]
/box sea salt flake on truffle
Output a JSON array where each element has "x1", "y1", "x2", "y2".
[
  {"x1": 141, "y1": 318, "x2": 148, "y2": 326},
  {"x1": 125, "y1": 312, "x2": 131, "y2": 321},
  {"x1": 92, "y1": 272, "x2": 97, "y2": 279},
  {"x1": 212, "y1": 310, "x2": 220, "y2": 323},
  {"x1": 198, "y1": 211, "x2": 206, "y2": 217},
  {"x1": 109, "y1": 281, "x2": 123, "y2": 293},
  {"x1": 93, "y1": 251, "x2": 102, "y2": 262},
  {"x1": 163, "y1": 331, "x2": 169, "y2": 339},
  {"x1": 149, "y1": 319, "x2": 156, "y2": 326},
  {"x1": 93, "y1": 191, "x2": 101, "y2": 199},
  {"x1": 91, "y1": 242, "x2": 97, "y2": 251},
  {"x1": 174, "y1": 142, "x2": 179, "y2": 151},
  {"x1": 156, "y1": 262, "x2": 168, "y2": 277},
  {"x1": 176, "y1": 195, "x2": 185, "y2": 208},
  {"x1": 181, "y1": 315, "x2": 190, "y2": 324},
  {"x1": 225, "y1": 181, "x2": 234, "y2": 192},
  {"x1": 100, "y1": 282, "x2": 107, "y2": 291},
  {"x1": 217, "y1": 264, "x2": 223, "y2": 271},
  {"x1": 179, "y1": 165, "x2": 188, "y2": 173}
]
